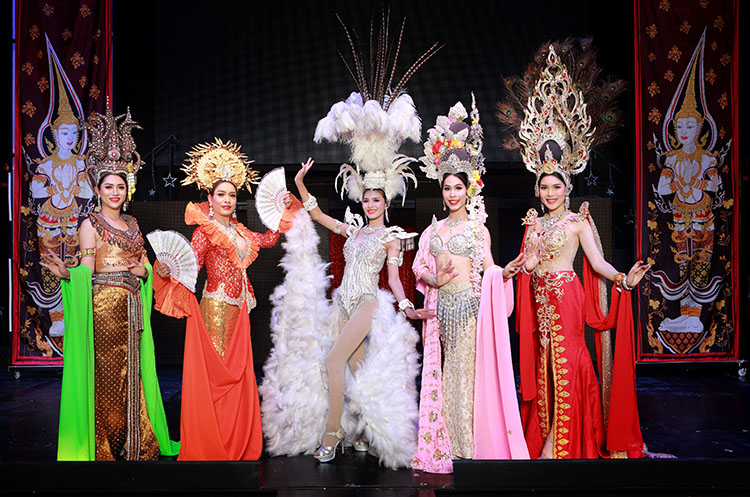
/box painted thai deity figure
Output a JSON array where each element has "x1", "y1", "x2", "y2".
[
  {"x1": 651, "y1": 30, "x2": 731, "y2": 347},
  {"x1": 26, "y1": 39, "x2": 93, "y2": 349}
]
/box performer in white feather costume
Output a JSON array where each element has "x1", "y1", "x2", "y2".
[{"x1": 260, "y1": 11, "x2": 440, "y2": 469}]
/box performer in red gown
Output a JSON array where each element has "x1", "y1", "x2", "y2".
[
  {"x1": 499, "y1": 45, "x2": 650, "y2": 459},
  {"x1": 153, "y1": 138, "x2": 297, "y2": 460}
]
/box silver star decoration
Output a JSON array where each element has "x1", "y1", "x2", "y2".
[
  {"x1": 606, "y1": 186, "x2": 614, "y2": 196},
  {"x1": 585, "y1": 169, "x2": 599, "y2": 187},
  {"x1": 148, "y1": 189, "x2": 156, "y2": 197},
  {"x1": 623, "y1": 211, "x2": 635, "y2": 225},
  {"x1": 163, "y1": 173, "x2": 177, "y2": 188}
]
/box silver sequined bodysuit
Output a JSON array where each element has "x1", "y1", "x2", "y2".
[
  {"x1": 428, "y1": 216, "x2": 475, "y2": 259},
  {"x1": 336, "y1": 211, "x2": 416, "y2": 320}
]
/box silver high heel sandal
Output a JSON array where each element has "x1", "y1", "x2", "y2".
[
  {"x1": 313, "y1": 428, "x2": 345, "y2": 462},
  {"x1": 351, "y1": 438, "x2": 369, "y2": 452}
]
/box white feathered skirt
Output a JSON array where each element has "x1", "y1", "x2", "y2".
[{"x1": 259, "y1": 211, "x2": 421, "y2": 469}]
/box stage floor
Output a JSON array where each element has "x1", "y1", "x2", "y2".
[{"x1": 2, "y1": 355, "x2": 749, "y2": 495}]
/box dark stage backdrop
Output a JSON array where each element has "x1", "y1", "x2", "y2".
[{"x1": 148, "y1": 0, "x2": 635, "y2": 170}]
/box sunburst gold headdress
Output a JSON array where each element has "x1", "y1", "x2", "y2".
[{"x1": 181, "y1": 138, "x2": 259, "y2": 192}]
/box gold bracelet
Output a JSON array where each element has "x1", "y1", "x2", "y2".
[
  {"x1": 80, "y1": 247, "x2": 96, "y2": 257},
  {"x1": 614, "y1": 272, "x2": 626, "y2": 288}
]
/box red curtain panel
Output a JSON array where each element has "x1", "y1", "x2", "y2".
[{"x1": 633, "y1": 0, "x2": 740, "y2": 361}]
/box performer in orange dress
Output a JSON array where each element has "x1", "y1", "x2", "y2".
[
  {"x1": 154, "y1": 139, "x2": 297, "y2": 460},
  {"x1": 498, "y1": 45, "x2": 649, "y2": 459}
]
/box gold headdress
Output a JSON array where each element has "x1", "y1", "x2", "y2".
[
  {"x1": 83, "y1": 98, "x2": 143, "y2": 201},
  {"x1": 51, "y1": 65, "x2": 78, "y2": 130},
  {"x1": 181, "y1": 138, "x2": 259, "y2": 192},
  {"x1": 517, "y1": 46, "x2": 593, "y2": 195},
  {"x1": 419, "y1": 93, "x2": 485, "y2": 197},
  {"x1": 314, "y1": 9, "x2": 441, "y2": 204},
  {"x1": 498, "y1": 39, "x2": 626, "y2": 199}
]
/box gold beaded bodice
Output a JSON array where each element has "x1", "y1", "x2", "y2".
[{"x1": 523, "y1": 203, "x2": 590, "y2": 273}]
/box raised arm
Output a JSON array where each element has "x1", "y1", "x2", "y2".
[{"x1": 294, "y1": 157, "x2": 350, "y2": 237}]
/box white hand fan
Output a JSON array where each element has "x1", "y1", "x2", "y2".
[
  {"x1": 146, "y1": 230, "x2": 198, "y2": 292},
  {"x1": 255, "y1": 167, "x2": 287, "y2": 231}
]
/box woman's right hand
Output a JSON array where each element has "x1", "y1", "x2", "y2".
[
  {"x1": 154, "y1": 260, "x2": 171, "y2": 278},
  {"x1": 295, "y1": 157, "x2": 314, "y2": 186},
  {"x1": 40, "y1": 252, "x2": 71, "y2": 280},
  {"x1": 436, "y1": 259, "x2": 458, "y2": 287}
]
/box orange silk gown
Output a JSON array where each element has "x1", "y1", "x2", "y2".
[{"x1": 155, "y1": 201, "x2": 297, "y2": 460}]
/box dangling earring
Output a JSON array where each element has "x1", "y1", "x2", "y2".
[
  {"x1": 540, "y1": 198, "x2": 545, "y2": 213},
  {"x1": 385, "y1": 208, "x2": 389, "y2": 223},
  {"x1": 97, "y1": 195, "x2": 102, "y2": 211},
  {"x1": 124, "y1": 200, "x2": 129, "y2": 211},
  {"x1": 232, "y1": 210, "x2": 237, "y2": 219},
  {"x1": 443, "y1": 201, "x2": 447, "y2": 211},
  {"x1": 208, "y1": 202, "x2": 214, "y2": 219},
  {"x1": 565, "y1": 195, "x2": 570, "y2": 210}
]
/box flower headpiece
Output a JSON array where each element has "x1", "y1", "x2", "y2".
[
  {"x1": 419, "y1": 93, "x2": 485, "y2": 197},
  {"x1": 181, "y1": 138, "x2": 260, "y2": 192},
  {"x1": 314, "y1": 10, "x2": 441, "y2": 204},
  {"x1": 83, "y1": 97, "x2": 143, "y2": 201}
]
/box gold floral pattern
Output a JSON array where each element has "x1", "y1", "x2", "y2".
[
  {"x1": 647, "y1": 81, "x2": 660, "y2": 97},
  {"x1": 679, "y1": 21, "x2": 691, "y2": 34},
  {"x1": 713, "y1": 14, "x2": 724, "y2": 31},
  {"x1": 21, "y1": 100, "x2": 36, "y2": 118},
  {"x1": 80, "y1": 3, "x2": 91, "y2": 18},
  {"x1": 718, "y1": 92, "x2": 728, "y2": 110},
  {"x1": 70, "y1": 52, "x2": 85, "y2": 69},
  {"x1": 705, "y1": 68, "x2": 716, "y2": 85},
  {"x1": 61, "y1": 28, "x2": 72, "y2": 41},
  {"x1": 29, "y1": 24, "x2": 40, "y2": 40},
  {"x1": 648, "y1": 107, "x2": 662, "y2": 124},
  {"x1": 664, "y1": 69, "x2": 675, "y2": 82},
  {"x1": 37, "y1": 76, "x2": 49, "y2": 92},
  {"x1": 21, "y1": 62, "x2": 34, "y2": 75},
  {"x1": 667, "y1": 45, "x2": 682, "y2": 62}
]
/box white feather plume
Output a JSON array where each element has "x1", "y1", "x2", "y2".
[{"x1": 314, "y1": 91, "x2": 422, "y2": 202}]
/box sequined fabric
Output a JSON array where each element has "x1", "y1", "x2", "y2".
[
  {"x1": 199, "y1": 296, "x2": 240, "y2": 359},
  {"x1": 438, "y1": 280, "x2": 478, "y2": 459},
  {"x1": 92, "y1": 272, "x2": 159, "y2": 461},
  {"x1": 429, "y1": 217, "x2": 476, "y2": 259},
  {"x1": 337, "y1": 225, "x2": 413, "y2": 319},
  {"x1": 189, "y1": 202, "x2": 280, "y2": 312},
  {"x1": 90, "y1": 212, "x2": 145, "y2": 268}
]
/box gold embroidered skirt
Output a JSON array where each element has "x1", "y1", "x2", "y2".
[
  {"x1": 438, "y1": 281, "x2": 479, "y2": 459},
  {"x1": 199, "y1": 296, "x2": 240, "y2": 359},
  {"x1": 92, "y1": 271, "x2": 159, "y2": 461}
]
